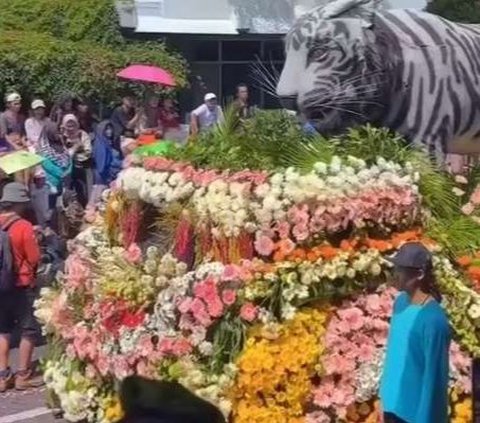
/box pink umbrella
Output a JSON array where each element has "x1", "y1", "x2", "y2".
[{"x1": 117, "y1": 64, "x2": 176, "y2": 87}]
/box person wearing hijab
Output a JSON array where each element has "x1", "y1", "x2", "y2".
[
  {"x1": 61, "y1": 114, "x2": 92, "y2": 207},
  {"x1": 37, "y1": 121, "x2": 72, "y2": 226},
  {"x1": 89, "y1": 120, "x2": 122, "y2": 207}
]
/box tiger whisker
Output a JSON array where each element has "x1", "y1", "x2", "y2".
[
  {"x1": 251, "y1": 60, "x2": 280, "y2": 91},
  {"x1": 250, "y1": 71, "x2": 279, "y2": 95}
]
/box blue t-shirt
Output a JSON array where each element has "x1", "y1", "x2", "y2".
[{"x1": 380, "y1": 292, "x2": 451, "y2": 423}]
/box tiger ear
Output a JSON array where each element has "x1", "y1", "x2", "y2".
[{"x1": 319, "y1": 0, "x2": 388, "y2": 28}]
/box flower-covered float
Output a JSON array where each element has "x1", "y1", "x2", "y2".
[{"x1": 36, "y1": 112, "x2": 480, "y2": 423}]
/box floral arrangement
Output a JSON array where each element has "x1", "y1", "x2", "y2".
[
  {"x1": 36, "y1": 147, "x2": 478, "y2": 422},
  {"x1": 117, "y1": 156, "x2": 420, "y2": 244}
]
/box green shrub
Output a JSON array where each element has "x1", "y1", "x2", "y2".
[
  {"x1": 0, "y1": 0, "x2": 124, "y2": 45},
  {"x1": 0, "y1": 31, "x2": 187, "y2": 106}
]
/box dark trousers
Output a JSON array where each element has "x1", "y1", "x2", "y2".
[{"x1": 384, "y1": 413, "x2": 407, "y2": 423}]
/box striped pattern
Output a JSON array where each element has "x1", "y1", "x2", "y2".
[{"x1": 277, "y1": 6, "x2": 480, "y2": 161}]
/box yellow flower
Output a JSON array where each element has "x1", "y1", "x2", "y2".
[
  {"x1": 231, "y1": 308, "x2": 329, "y2": 423},
  {"x1": 103, "y1": 396, "x2": 124, "y2": 423},
  {"x1": 454, "y1": 398, "x2": 472, "y2": 420}
]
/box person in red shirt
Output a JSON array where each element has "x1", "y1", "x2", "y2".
[{"x1": 0, "y1": 182, "x2": 42, "y2": 392}]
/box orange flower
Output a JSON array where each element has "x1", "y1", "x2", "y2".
[
  {"x1": 340, "y1": 239, "x2": 358, "y2": 251},
  {"x1": 457, "y1": 256, "x2": 473, "y2": 267},
  {"x1": 317, "y1": 245, "x2": 338, "y2": 260},
  {"x1": 467, "y1": 266, "x2": 480, "y2": 281},
  {"x1": 273, "y1": 251, "x2": 286, "y2": 262},
  {"x1": 366, "y1": 238, "x2": 392, "y2": 252}
]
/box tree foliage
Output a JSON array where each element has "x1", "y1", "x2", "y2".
[
  {"x1": 426, "y1": 0, "x2": 480, "y2": 23},
  {"x1": 0, "y1": 0, "x2": 124, "y2": 45},
  {"x1": 0, "y1": 0, "x2": 187, "y2": 105}
]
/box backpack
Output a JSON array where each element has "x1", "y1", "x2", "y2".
[{"x1": 0, "y1": 217, "x2": 19, "y2": 293}]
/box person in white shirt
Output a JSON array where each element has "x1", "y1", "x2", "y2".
[
  {"x1": 190, "y1": 93, "x2": 224, "y2": 136},
  {"x1": 25, "y1": 100, "x2": 50, "y2": 149}
]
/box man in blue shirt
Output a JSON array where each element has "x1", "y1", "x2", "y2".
[{"x1": 380, "y1": 242, "x2": 450, "y2": 423}]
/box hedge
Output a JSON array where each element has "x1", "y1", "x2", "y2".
[
  {"x1": 0, "y1": 31, "x2": 187, "y2": 106},
  {"x1": 0, "y1": 0, "x2": 124, "y2": 46}
]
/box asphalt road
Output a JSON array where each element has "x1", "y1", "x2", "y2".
[{"x1": 0, "y1": 346, "x2": 65, "y2": 423}]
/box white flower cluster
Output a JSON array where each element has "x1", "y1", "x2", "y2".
[
  {"x1": 245, "y1": 250, "x2": 387, "y2": 320},
  {"x1": 355, "y1": 349, "x2": 385, "y2": 403},
  {"x1": 193, "y1": 181, "x2": 252, "y2": 237},
  {"x1": 178, "y1": 360, "x2": 237, "y2": 417},
  {"x1": 43, "y1": 358, "x2": 100, "y2": 422},
  {"x1": 118, "y1": 156, "x2": 418, "y2": 237},
  {"x1": 118, "y1": 169, "x2": 195, "y2": 207}
]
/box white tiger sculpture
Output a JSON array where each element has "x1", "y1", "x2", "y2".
[{"x1": 276, "y1": 0, "x2": 480, "y2": 160}]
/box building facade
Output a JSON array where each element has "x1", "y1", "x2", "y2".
[{"x1": 117, "y1": 0, "x2": 427, "y2": 114}]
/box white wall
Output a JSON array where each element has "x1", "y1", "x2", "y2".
[{"x1": 163, "y1": 0, "x2": 231, "y2": 19}]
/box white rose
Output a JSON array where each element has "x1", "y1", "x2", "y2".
[{"x1": 469, "y1": 304, "x2": 480, "y2": 320}]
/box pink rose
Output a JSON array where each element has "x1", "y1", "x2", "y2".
[
  {"x1": 190, "y1": 298, "x2": 212, "y2": 326},
  {"x1": 240, "y1": 303, "x2": 258, "y2": 322},
  {"x1": 222, "y1": 289, "x2": 237, "y2": 306},
  {"x1": 222, "y1": 265, "x2": 240, "y2": 281},
  {"x1": 172, "y1": 338, "x2": 193, "y2": 356},
  {"x1": 206, "y1": 299, "x2": 224, "y2": 318},
  {"x1": 292, "y1": 223, "x2": 310, "y2": 242},
  {"x1": 276, "y1": 221, "x2": 291, "y2": 239},
  {"x1": 96, "y1": 352, "x2": 111, "y2": 376},
  {"x1": 123, "y1": 243, "x2": 142, "y2": 264},
  {"x1": 471, "y1": 186, "x2": 480, "y2": 205},
  {"x1": 462, "y1": 202, "x2": 475, "y2": 215},
  {"x1": 337, "y1": 307, "x2": 365, "y2": 331},
  {"x1": 254, "y1": 235, "x2": 275, "y2": 256}
]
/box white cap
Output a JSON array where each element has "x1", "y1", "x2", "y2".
[
  {"x1": 204, "y1": 93, "x2": 217, "y2": 102},
  {"x1": 31, "y1": 99, "x2": 46, "y2": 110},
  {"x1": 5, "y1": 92, "x2": 21, "y2": 103}
]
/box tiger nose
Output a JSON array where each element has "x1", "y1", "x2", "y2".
[{"x1": 279, "y1": 96, "x2": 299, "y2": 111}]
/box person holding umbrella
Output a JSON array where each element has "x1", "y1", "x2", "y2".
[{"x1": 111, "y1": 95, "x2": 141, "y2": 141}]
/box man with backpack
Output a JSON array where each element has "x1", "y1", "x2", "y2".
[{"x1": 0, "y1": 182, "x2": 42, "y2": 392}]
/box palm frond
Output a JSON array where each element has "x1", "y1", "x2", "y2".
[
  {"x1": 409, "y1": 152, "x2": 460, "y2": 219},
  {"x1": 426, "y1": 216, "x2": 480, "y2": 256}
]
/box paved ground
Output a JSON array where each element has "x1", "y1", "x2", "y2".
[{"x1": 0, "y1": 347, "x2": 65, "y2": 423}]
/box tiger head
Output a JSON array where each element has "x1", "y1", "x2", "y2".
[{"x1": 277, "y1": 0, "x2": 390, "y2": 134}]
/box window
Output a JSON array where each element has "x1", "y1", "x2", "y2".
[
  {"x1": 222, "y1": 41, "x2": 261, "y2": 62},
  {"x1": 190, "y1": 40, "x2": 219, "y2": 61},
  {"x1": 263, "y1": 40, "x2": 285, "y2": 62}
]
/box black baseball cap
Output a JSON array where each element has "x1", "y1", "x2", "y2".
[{"x1": 389, "y1": 242, "x2": 432, "y2": 270}]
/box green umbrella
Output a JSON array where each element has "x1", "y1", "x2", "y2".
[
  {"x1": 133, "y1": 141, "x2": 176, "y2": 157},
  {"x1": 0, "y1": 150, "x2": 44, "y2": 175}
]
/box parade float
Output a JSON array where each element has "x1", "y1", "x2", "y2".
[{"x1": 34, "y1": 110, "x2": 480, "y2": 423}]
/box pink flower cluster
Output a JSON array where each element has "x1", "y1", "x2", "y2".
[
  {"x1": 309, "y1": 288, "x2": 472, "y2": 419},
  {"x1": 64, "y1": 253, "x2": 92, "y2": 292},
  {"x1": 178, "y1": 266, "x2": 258, "y2": 348},
  {"x1": 279, "y1": 187, "x2": 417, "y2": 243},
  {"x1": 143, "y1": 157, "x2": 268, "y2": 187},
  {"x1": 310, "y1": 288, "x2": 397, "y2": 418}
]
